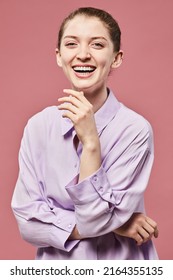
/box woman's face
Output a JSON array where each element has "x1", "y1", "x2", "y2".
[{"x1": 56, "y1": 15, "x2": 121, "y2": 94}]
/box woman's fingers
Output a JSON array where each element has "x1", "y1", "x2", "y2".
[
  {"x1": 62, "y1": 89, "x2": 92, "y2": 106},
  {"x1": 142, "y1": 222, "x2": 155, "y2": 235},
  {"x1": 58, "y1": 101, "x2": 79, "y2": 115},
  {"x1": 58, "y1": 98, "x2": 93, "y2": 124},
  {"x1": 114, "y1": 213, "x2": 159, "y2": 246},
  {"x1": 136, "y1": 216, "x2": 159, "y2": 245},
  {"x1": 154, "y1": 227, "x2": 159, "y2": 238},
  {"x1": 145, "y1": 216, "x2": 159, "y2": 238},
  {"x1": 62, "y1": 89, "x2": 84, "y2": 102},
  {"x1": 58, "y1": 95, "x2": 81, "y2": 109},
  {"x1": 135, "y1": 233, "x2": 145, "y2": 246},
  {"x1": 58, "y1": 89, "x2": 93, "y2": 117},
  {"x1": 137, "y1": 227, "x2": 152, "y2": 245}
]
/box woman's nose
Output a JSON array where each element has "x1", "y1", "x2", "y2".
[{"x1": 76, "y1": 46, "x2": 91, "y2": 60}]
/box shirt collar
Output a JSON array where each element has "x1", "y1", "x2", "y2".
[{"x1": 60, "y1": 89, "x2": 120, "y2": 136}]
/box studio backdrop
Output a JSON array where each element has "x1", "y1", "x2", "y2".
[{"x1": 0, "y1": 0, "x2": 173, "y2": 259}]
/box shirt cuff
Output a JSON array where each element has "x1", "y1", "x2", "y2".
[
  {"x1": 49, "y1": 224, "x2": 79, "y2": 252},
  {"x1": 51, "y1": 207, "x2": 76, "y2": 232},
  {"x1": 65, "y1": 166, "x2": 116, "y2": 205},
  {"x1": 50, "y1": 208, "x2": 80, "y2": 251}
]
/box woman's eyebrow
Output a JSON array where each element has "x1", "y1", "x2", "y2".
[
  {"x1": 63, "y1": 35, "x2": 107, "y2": 41},
  {"x1": 63, "y1": 35, "x2": 78, "y2": 39},
  {"x1": 91, "y1": 36, "x2": 107, "y2": 41}
]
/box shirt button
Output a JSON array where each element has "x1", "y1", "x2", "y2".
[
  {"x1": 98, "y1": 186, "x2": 103, "y2": 192},
  {"x1": 74, "y1": 163, "x2": 78, "y2": 168},
  {"x1": 68, "y1": 224, "x2": 72, "y2": 229},
  {"x1": 57, "y1": 219, "x2": 61, "y2": 224},
  {"x1": 93, "y1": 175, "x2": 98, "y2": 182}
]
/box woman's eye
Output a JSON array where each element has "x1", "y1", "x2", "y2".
[
  {"x1": 65, "y1": 42, "x2": 77, "y2": 47},
  {"x1": 92, "y1": 43, "x2": 104, "y2": 49}
]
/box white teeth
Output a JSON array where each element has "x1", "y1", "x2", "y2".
[{"x1": 73, "y1": 66, "x2": 95, "y2": 72}]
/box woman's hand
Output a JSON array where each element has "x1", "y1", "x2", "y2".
[
  {"x1": 58, "y1": 89, "x2": 98, "y2": 147},
  {"x1": 113, "y1": 213, "x2": 159, "y2": 246},
  {"x1": 68, "y1": 225, "x2": 83, "y2": 240}
]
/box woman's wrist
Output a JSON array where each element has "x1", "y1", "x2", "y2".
[
  {"x1": 82, "y1": 135, "x2": 100, "y2": 152},
  {"x1": 79, "y1": 141, "x2": 101, "y2": 182}
]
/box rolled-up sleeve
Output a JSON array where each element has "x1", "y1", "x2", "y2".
[
  {"x1": 11, "y1": 117, "x2": 79, "y2": 252},
  {"x1": 66, "y1": 122, "x2": 154, "y2": 238}
]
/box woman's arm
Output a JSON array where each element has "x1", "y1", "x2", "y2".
[
  {"x1": 11, "y1": 113, "x2": 79, "y2": 252},
  {"x1": 58, "y1": 89, "x2": 101, "y2": 182},
  {"x1": 69, "y1": 213, "x2": 159, "y2": 245}
]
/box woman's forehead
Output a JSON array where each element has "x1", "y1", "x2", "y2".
[{"x1": 62, "y1": 15, "x2": 109, "y2": 38}]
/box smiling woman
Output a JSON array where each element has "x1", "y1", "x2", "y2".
[
  {"x1": 11, "y1": 7, "x2": 158, "y2": 260},
  {"x1": 55, "y1": 13, "x2": 123, "y2": 107}
]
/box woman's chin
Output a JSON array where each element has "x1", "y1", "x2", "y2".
[
  {"x1": 71, "y1": 84, "x2": 94, "y2": 94},
  {"x1": 71, "y1": 82, "x2": 104, "y2": 95}
]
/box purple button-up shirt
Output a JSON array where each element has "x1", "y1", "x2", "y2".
[{"x1": 11, "y1": 90, "x2": 158, "y2": 259}]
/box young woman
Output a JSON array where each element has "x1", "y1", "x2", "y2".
[{"x1": 12, "y1": 7, "x2": 158, "y2": 259}]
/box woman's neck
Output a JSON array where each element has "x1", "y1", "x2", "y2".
[{"x1": 88, "y1": 88, "x2": 109, "y2": 113}]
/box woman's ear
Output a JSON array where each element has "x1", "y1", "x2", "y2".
[
  {"x1": 55, "y1": 48, "x2": 62, "y2": 67},
  {"x1": 111, "y1": 50, "x2": 123, "y2": 69}
]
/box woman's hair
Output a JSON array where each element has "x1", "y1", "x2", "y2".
[{"x1": 57, "y1": 7, "x2": 121, "y2": 52}]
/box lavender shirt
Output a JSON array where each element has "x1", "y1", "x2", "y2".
[{"x1": 11, "y1": 90, "x2": 158, "y2": 260}]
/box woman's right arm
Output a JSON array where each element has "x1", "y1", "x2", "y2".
[{"x1": 11, "y1": 118, "x2": 79, "y2": 252}]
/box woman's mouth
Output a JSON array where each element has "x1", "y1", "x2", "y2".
[{"x1": 72, "y1": 66, "x2": 96, "y2": 77}]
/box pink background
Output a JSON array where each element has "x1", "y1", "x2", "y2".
[{"x1": 0, "y1": 0, "x2": 173, "y2": 259}]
